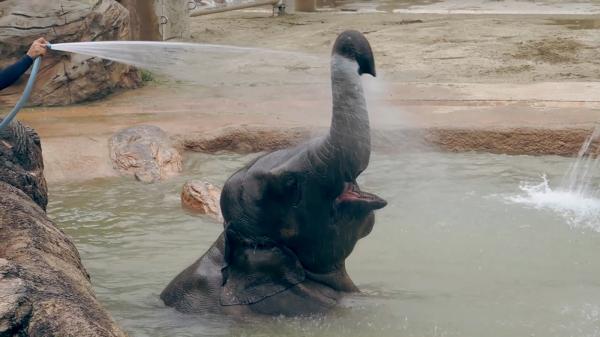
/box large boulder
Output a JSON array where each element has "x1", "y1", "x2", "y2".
[
  {"x1": 0, "y1": 121, "x2": 127, "y2": 337},
  {"x1": 181, "y1": 180, "x2": 222, "y2": 221},
  {"x1": 109, "y1": 125, "x2": 183, "y2": 183},
  {"x1": 0, "y1": 0, "x2": 141, "y2": 107}
]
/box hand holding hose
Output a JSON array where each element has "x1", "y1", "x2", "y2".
[
  {"x1": 0, "y1": 38, "x2": 46, "y2": 130},
  {"x1": 27, "y1": 38, "x2": 49, "y2": 59}
]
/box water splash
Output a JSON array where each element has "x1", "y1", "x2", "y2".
[
  {"x1": 509, "y1": 126, "x2": 600, "y2": 230},
  {"x1": 508, "y1": 175, "x2": 600, "y2": 231},
  {"x1": 50, "y1": 41, "x2": 323, "y2": 84}
]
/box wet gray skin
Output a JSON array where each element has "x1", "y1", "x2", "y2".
[{"x1": 160, "y1": 30, "x2": 387, "y2": 316}]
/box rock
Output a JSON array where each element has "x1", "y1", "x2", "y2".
[
  {"x1": 0, "y1": 121, "x2": 127, "y2": 337},
  {"x1": 0, "y1": 0, "x2": 141, "y2": 107},
  {"x1": 181, "y1": 180, "x2": 223, "y2": 221},
  {"x1": 0, "y1": 259, "x2": 31, "y2": 336},
  {"x1": 109, "y1": 125, "x2": 183, "y2": 183}
]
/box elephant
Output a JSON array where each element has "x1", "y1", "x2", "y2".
[{"x1": 161, "y1": 30, "x2": 387, "y2": 316}]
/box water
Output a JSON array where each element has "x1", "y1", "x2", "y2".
[
  {"x1": 509, "y1": 127, "x2": 600, "y2": 231},
  {"x1": 561, "y1": 127, "x2": 600, "y2": 197},
  {"x1": 48, "y1": 151, "x2": 600, "y2": 337},
  {"x1": 50, "y1": 41, "x2": 324, "y2": 85}
]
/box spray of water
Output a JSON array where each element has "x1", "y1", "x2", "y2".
[
  {"x1": 50, "y1": 40, "x2": 423, "y2": 153},
  {"x1": 50, "y1": 41, "x2": 323, "y2": 84},
  {"x1": 508, "y1": 126, "x2": 600, "y2": 230},
  {"x1": 508, "y1": 175, "x2": 600, "y2": 231},
  {"x1": 560, "y1": 127, "x2": 600, "y2": 197},
  {"x1": 361, "y1": 73, "x2": 433, "y2": 153}
]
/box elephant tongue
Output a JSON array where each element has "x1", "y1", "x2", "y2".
[
  {"x1": 337, "y1": 183, "x2": 360, "y2": 201},
  {"x1": 336, "y1": 182, "x2": 386, "y2": 210}
]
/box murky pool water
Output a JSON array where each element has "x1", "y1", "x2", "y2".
[{"x1": 48, "y1": 151, "x2": 600, "y2": 337}]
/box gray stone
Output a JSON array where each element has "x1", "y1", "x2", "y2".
[
  {"x1": 109, "y1": 125, "x2": 183, "y2": 183},
  {"x1": 181, "y1": 180, "x2": 223, "y2": 221}
]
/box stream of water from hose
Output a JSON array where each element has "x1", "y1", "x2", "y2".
[{"x1": 50, "y1": 41, "x2": 324, "y2": 84}]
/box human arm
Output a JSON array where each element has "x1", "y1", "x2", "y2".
[
  {"x1": 0, "y1": 56, "x2": 34, "y2": 90},
  {"x1": 0, "y1": 38, "x2": 47, "y2": 90}
]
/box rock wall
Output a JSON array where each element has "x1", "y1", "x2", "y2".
[
  {"x1": 0, "y1": 121, "x2": 127, "y2": 337},
  {"x1": 0, "y1": 186, "x2": 129, "y2": 337},
  {"x1": 0, "y1": 0, "x2": 141, "y2": 106}
]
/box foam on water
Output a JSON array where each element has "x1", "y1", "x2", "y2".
[{"x1": 508, "y1": 175, "x2": 600, "y2": 231}]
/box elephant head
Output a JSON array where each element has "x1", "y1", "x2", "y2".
[
  {"x1": 218, "y1": 31, "x2": 386, "y2": 306},
  {"x1": 0, "y1": 120, "x2": 47, "y2": 211}
]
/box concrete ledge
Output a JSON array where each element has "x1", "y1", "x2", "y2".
[{"x1": 176, "y1": 125, "x2": 597, "y2": 157}]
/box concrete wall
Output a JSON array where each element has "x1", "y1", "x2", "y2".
[
  {"x1": 118, "y1": 0, "x2": 189, "y2": 41},
  {"x1": 155, "y1": 0, "x2": 190, "y2": 40}
]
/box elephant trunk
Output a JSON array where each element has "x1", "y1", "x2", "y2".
[
  {"x1": 329, "y1": 54, "x2": 371, "y2": 181},
  {"x1": 326, "y1": 54, "x2": 371, "y2": 182},
  {"x1": 315, "y1": 30, "x2": 375, "y2": 183}
]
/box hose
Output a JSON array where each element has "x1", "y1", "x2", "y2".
[{"x1": 0, "y1": 56, "x2": 43, "y2": 131}]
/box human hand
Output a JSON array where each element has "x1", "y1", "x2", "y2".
[{"x1": 26, "y1": 38, "x2": 48, "y2": 58}]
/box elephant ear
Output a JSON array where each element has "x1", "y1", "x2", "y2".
[{"x1": 220, "y1": 228, "x2": 305, "y2": 306}]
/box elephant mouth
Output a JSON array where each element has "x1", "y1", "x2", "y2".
[{"x1": 336, "y1": 182, "x2": 387, "y2": 210}]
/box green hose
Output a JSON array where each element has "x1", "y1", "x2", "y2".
[{"x1": 0, "y1": 56, "x2": 43, "y2": 131}]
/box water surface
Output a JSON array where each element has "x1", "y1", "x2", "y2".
[{"x1": 48, "y1": 152, "x2": 600, "y2": 337}]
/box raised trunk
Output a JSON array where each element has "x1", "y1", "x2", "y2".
[{"x1": 320, "y1": 54, "x2": 371, "y2": 182}]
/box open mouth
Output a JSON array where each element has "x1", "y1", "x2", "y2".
[{"x1": 336, "y1": 182, "x2": 387, "y2": 210}]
